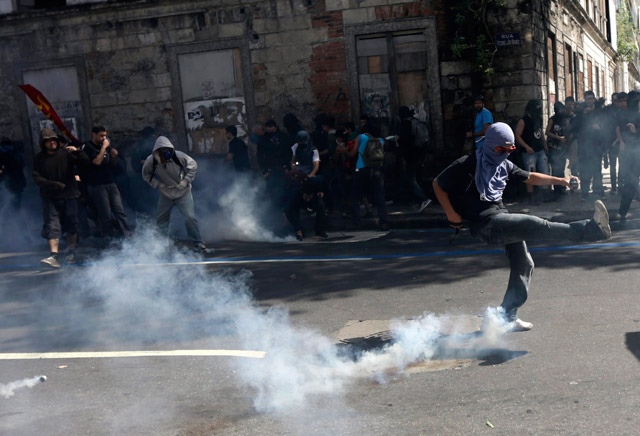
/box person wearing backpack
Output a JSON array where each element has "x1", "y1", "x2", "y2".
[
  {"x1": 398, "y1": 106, "x2": 430, "y2": 213},
  {"x1": 142, "y1": 136, "x2": 212, "y2": 254},
  {"x1": 347, "y1": 122, "x2": 389, "y2": 230}
]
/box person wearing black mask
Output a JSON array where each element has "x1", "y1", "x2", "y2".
[
  {"x1": 257, "y1": 120, "x2": 292, "y2": 210},
  {"x1": 33, "y1": 128, "x2": 89, "y2": 267},
  {"x1": 285, "y1": 178, "x2": 328, "y2": 241},
  {"x1": 515, "y1": 99, "x2": 550, "y2": 203},
  {"x1": 0, "y1": 137, "x2": 27, "y2": 210},
  {"x1": 545, "y1": 102, "x2": 570, "y2": 197}
]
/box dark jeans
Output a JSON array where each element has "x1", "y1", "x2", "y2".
[
  {"x1": 618, "y1": 146, "x2": 640, "y2": 217},
  {"x1": 156, "y1": 191, "x2": 203, "y2": 244},
  {"x1": 285, "y1": 193, "x2": 328, "y2": 234},
  {"x1": 41, "y1": 197, "x2": 79, "y2": 240},
  {"x1": 609, "y1": 141, "x2": 619, "y2": 190},
  {"x1": 548, "y1": 147, "x2": 567, "y2": 192},
  {"x1": 350, "y1": 167, "x2": 387, "y2": 226},
  {"x1": 476, "y1": 212, "x2": 591, "y2": 321},
  {"x1": 579, "y1": 155, "x2": 604, "y2": 196},
  {"x1": 87, "y1": 183, "x2": 131, "y2": 238}
]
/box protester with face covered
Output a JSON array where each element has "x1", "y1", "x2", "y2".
[
  {"x1": 515, "y1": 99, "x2": 551, "y2": 203},
  {"x1": 82, "y1": 126, "x2": 131, "y2": 238},
  {"x1": 0, "y1": 137, "x2": 27, "y2": 210},
  {"x1": 33, "y1": 128, "x2": 89, "y2": 268},
  {"x1": 545, "y1": 102, "x2": 571, "y2": 197},
  {"x1": 290, "y1": 130, "x2": 320, "y2": 177},
  {"x1": 615, "y1": 91, "x2": 640, "y2": 224},
  {"x1": 574, "y1": 91, "x2": 605, "y2": 200},
  {"x1": 285, "y1": 178, "x2": 328, "y2": 241},
  {"x1": 142, "y1": 136, "x2": 212, "y2": 253},
  {"x1": 257, "y1": 120, "x2": 293, "y2": 210},
  {"x1": 433, "y1": 122, "x2": 611, "y2": 331}
]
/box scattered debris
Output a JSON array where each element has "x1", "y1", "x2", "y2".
[{"x1": 486, "y1": 421, "x2": 495, "y2": 429}]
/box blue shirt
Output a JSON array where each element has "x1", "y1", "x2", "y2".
[
  {"x1": 356, "y1": 134, "x2": 385, "y2": 170},
  {"x1": 474, "y1": 108, "x2": 494, "y2": 148}
]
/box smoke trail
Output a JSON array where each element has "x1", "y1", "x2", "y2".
[{"x1": 1, "y1": 375, "x2": 46, "y2": 399}]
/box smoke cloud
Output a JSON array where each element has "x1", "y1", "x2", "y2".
[{"x1": 1, "y1": 375, "x2": 46, "y2": 399}]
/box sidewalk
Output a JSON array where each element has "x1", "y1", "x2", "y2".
[{"x1": 321, "y1": 165, "x2": 628, "y2": 231}]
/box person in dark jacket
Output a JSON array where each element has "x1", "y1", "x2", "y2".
[
  {"x1": 82, "y1": 126, "x2": 131, "y2": 238},
  {"x1": 398, "y1": 106, "x2": 430, "y2": 211},
  {"x1": 286, "y1": 178, "x2": 328, "y2": 241},
  {"x1": 224, "y1": 125, "x2": 251, "y2": 173},
  {"x1": 0, "y1": 137, "x2": 27, "y2": 210},
  {"x1": 33, "y1": 128, "x2": 89, "y2": 268},
  {"x1": 257, "y1": 120, "x2": 292, "y2": 209}
]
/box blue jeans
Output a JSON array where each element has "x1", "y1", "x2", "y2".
[
  {"x1": 156, "y1": 191, "x2": 203, "y2": 244},
  {"x1": 476, "y1": 212, "x2": 591, "y2": 321},
  {"x1": 548, "y1": 147, "x2": 567, "y2": 192},
  {"x1": 522, "y1": 150, "x2": 549, "y2": 174}
]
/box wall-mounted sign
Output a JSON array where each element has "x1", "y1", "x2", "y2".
[{"x1": 495, "y1": 33, "x2": 521, "y2": 47}]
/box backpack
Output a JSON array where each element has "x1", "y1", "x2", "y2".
[
  {"x1": 361, "y1": 134, "x2": 385, "y2": 168},
  {"x1": 411, "y1": 118, "x2": 430, "y2": 148}
]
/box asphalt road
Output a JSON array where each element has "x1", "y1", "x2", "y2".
[{"x1": 1, "y1": 222, "x2": 639, "y2": 436}]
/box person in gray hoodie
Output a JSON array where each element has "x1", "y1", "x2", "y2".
[{"x1": 142, "y1": 136, "x2": 211, "y2": 253}]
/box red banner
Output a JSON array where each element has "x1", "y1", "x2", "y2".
[{"x1": 19, "y1": 84, "x2": 79, "y2": 142}]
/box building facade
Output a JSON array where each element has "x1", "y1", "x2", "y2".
[{"x1": 0, "y1": 0, "x2": 635, "y2": 164}]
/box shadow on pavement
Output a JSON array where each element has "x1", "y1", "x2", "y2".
[{"x1": 625, "y1": 331, "x2": 640, "y2": 363}]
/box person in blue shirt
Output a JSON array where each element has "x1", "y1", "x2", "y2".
[
  {"x1": 347, "y1": 122, "x2": 388, "y2": 230},
  {"x1": 466, "y1": 95, "x2": 493, "y2": 148}
]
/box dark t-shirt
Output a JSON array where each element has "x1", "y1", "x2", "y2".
[
  {"x1": 435, "y1": 153, "x2": 530, "y2": 228},
  {"x1": 229, "y1": 137, "x2": 251, "y2": 172},
  {"x1": 521, "y1": 115, "x2": 544, "y2": 152},
  {"x1": 547, "y1": 114, "x2": 569, "y2": 149},
  {"x1": 82, "y1": 141, "x2": 115, "y2": 185},
  {"x1": 616, "y1": 110, "x2": 640, "y2": 148}
]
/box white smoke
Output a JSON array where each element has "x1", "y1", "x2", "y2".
[
  {"x1": 1, "y1": 375, "x2": 46, "y2": 399},
  {"x1": 10, "y1": 226, "x2": 519, "y2": 433}
]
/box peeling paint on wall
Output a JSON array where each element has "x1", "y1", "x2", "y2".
[{"x1": 184, "y1": 97, "x2": 246, "y2": 155}]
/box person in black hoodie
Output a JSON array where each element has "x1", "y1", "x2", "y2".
[
  {"x1": 0, "y1": 137, "x2": 27, "y2": 210},
  {"x1": 32, "y1": 128, "x2": 89, "y2": 268},
  {"x1": 257, "y1": 120, "x2": 292, "y2": 210}
]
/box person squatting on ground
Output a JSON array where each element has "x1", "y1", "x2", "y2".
[
  {"x1": 433, "y1": 122, "x2": 612, "y2": 331},
  {"x1": 33, "y1": 128, "x2": 89, "y2": 268},
  {"x1": 285, "y1": 178, "x2": 329, "y2": 241},
  {"x1": 515, "y1": 99, "x2": 551, "y2": 203},
  {"x1": 0, "y1": 136, "x2": 27, "y2": 210},
  {"x1": 82, "y1": 126, "x2": 132, "y2": 238},
  {"x1": 142, "y1": 136, "x2": 212, "y2": 253}
]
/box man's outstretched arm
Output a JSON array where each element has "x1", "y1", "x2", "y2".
[{"x1": 525, "y1": 172, "x2": 574, "y2": 188}]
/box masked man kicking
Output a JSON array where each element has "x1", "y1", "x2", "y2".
[{"x1": 433, "y1": 122, "x2": 611, "y2": 331}]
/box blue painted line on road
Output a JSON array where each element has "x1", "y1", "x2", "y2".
[{"x1": 0, "y1": 241, "x2": 638, "y2": 270}]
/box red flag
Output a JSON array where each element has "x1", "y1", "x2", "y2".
[{"x1": 19, "y1": 84, "x2": 79, "y2": 142}]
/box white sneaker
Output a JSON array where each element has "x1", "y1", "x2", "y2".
[
  {"x1": 511, "y1": 319, "x2": 533, "y2": 331},
  {"x1": 592, "y1": 200, "x2": 611, "y2": 239},
  {"x1": 40, "y1": 255, "x2": 61, "y2": 268}
]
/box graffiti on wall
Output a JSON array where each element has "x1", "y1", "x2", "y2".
[
  {"x1": 38, "y1": 117, "x2": 79, "y2": 140},
  {"x1": 184, "y1": 97, "x2": 247, "y2": 155},
  {"x1": 363, "y1": 92, "x2": 390, "y2": 118}
]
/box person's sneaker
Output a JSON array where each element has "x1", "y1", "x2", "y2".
[
  {"x1": 315, "y1": 231, "x2": 328, "y2": 238},
  {"x1": 40, "y1": 255, "x2": 61, "y2": 269},
  {"x1": 64, "y1": 251, "x2": 78, "y2": 264},
  {"x1": 417, "y1": 199, "x2": 432, "y2": 213},
  {"x1": 192, "y1": 243, "x2": 215, "y2": 255},
  {"x1": 592, "y1": 200, "x2": 612, "y2": 239},
  {"x1": 510, "y1": 318, "x2": 533, "y2": 331}
]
